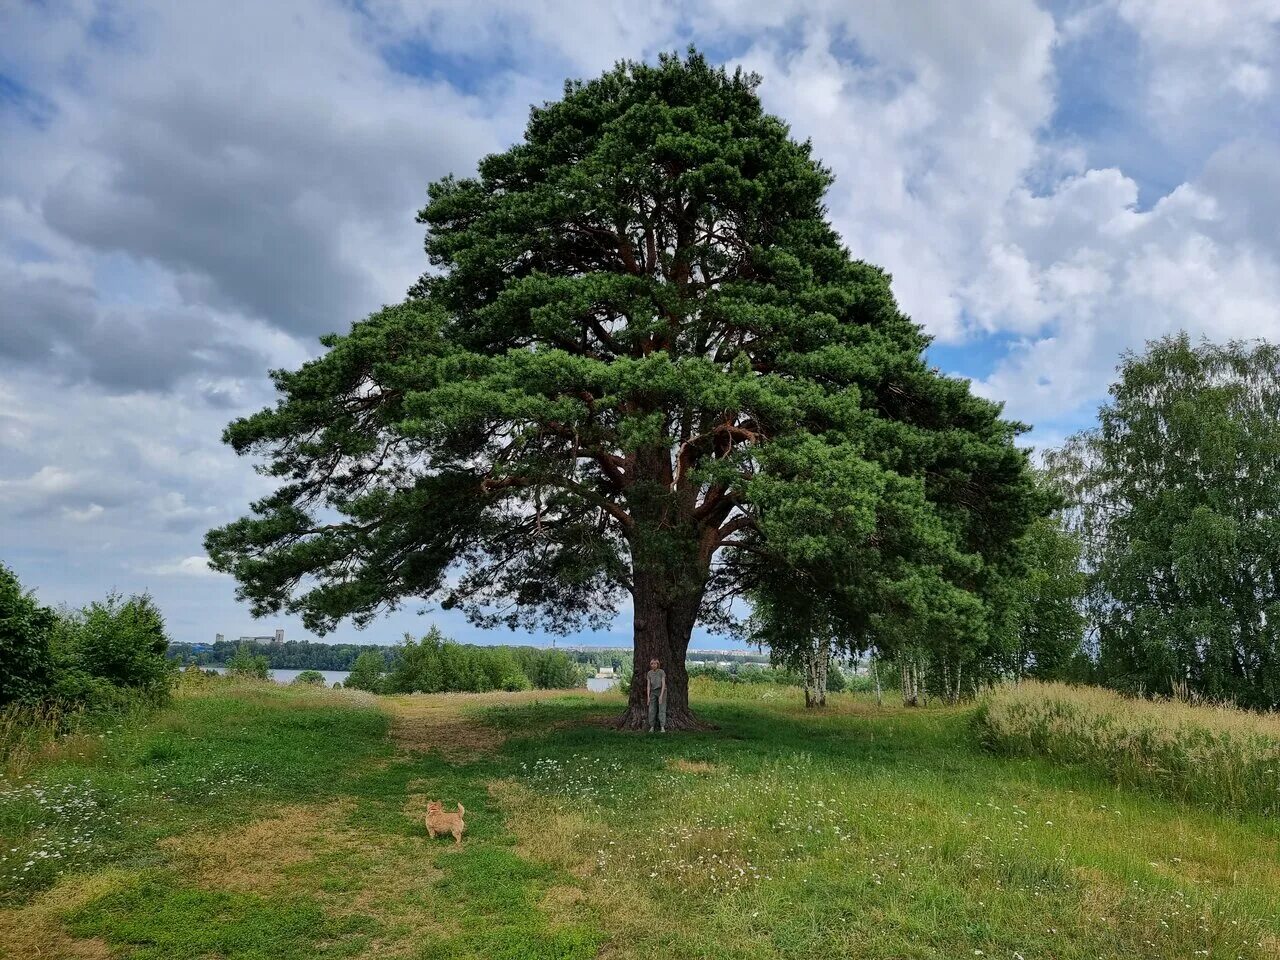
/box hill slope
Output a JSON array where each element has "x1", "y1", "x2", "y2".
[{"x1": 2, "y1": 680, "x2": 1278, "y2": 959}]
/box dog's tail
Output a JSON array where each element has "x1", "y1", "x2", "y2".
[{"x1": 458, "y1": 803, "x2": 465, "y2": 817}]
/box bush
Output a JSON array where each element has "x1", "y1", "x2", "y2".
[
  {"x1": 688, "y1": 664, "x2": 800, "y2": 686},
  {"x1": 292, "y1": 670, "x2": 326, "y2": 686},
  {"x1": 227, "y1": 644, "x2": 270, "y2": 680},
  {"x1": 53, "y1": 592, "x2": 174, "y2": 698},
  {"x1": 511, "y1": 647, "x2": 583, "y2": 689},
  {"x1": 385, "y1": 629, "x2": 533, "y2": 694},
  {"x1": 49, "y1": 671, "x2": 136, "y2": 713},
  {"x1": 0, "y1": 562, "x2": 55, "y2": 706},
  {"x1": 842, "y1": 672, "x2": 878, "y2": 694},
  {"x1": 345, "y1": 649, "x2": 385, "y2": 692}
]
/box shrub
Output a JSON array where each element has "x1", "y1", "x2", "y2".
[
  {"x1": 292, "y1": 670, "x2": 326, "y2": 686},
  {"x1": 512, "y1": 647, "x2": 582, "y2": 689},
  {"x1": 486, "y1": 648, "x2": 533, "y2": 692},
  {"x1": 53, "y1": 592, "x2": 174, "y2": 697},
  {"x1": 345, "y1": 649, "x2": 385, "y2": 692},
  {"x1": 688, "y1": 664, "x2": 800, "y2": 686},
  {"x1": 978, "y1": 681, "x2": 1280, "y2": 818},
  {"x1": 842, "y1": 672, "x2": 878, "y2": 694},
  {"x1": 49, "y1": 671, "x2": 136, "y2": 713},
  {"x1": 0, "y1": 562, "x2": 55, "y2": 706},
  {"x1": 227, "y1": 644, "x2": 270, "y2": 680}
]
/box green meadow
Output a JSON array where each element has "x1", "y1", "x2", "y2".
[{"x1": 2, "y1": 678, "x2": 1278, "y2": 959}]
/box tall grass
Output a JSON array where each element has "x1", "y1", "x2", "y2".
[
  {"x1": 0, "y1": 702, "x2": 76, "y2": 779},
  {"x1": 978, "y1": 681, "x2": 1280, "y2": 817},
  {"x1": 2, "y1": 680, "x2": 182, "y2": 780}
]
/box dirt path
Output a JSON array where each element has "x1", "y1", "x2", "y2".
[{"x1": 382, "y1": 689, "x2": 617, "y2": 758}]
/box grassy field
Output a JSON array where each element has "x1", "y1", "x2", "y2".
[{"x1": 2, "y1": 677, "x2": 1279, "y2": 959}]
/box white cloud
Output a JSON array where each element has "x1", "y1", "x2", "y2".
[
  {"x1": 64, "y1": 503, "x2": 105, "y2": 523},
  {"x1": 718, "y1": 2, "x2": 1057, "y2": 343},
  {"x1": 1106, "y1": 0, "x2": 1280, "y2": 125},
  {"x1": 144, "y1": 555, "x2": 225, "y2": 578}
]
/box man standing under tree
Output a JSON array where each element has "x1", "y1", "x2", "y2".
[{"x1": 646, "y1": 658, "x2": 667, "y2": 733}]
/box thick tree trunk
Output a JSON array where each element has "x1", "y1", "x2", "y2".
[{"x1": 616, "y1": 569, "x2": 712, "y2": 731}]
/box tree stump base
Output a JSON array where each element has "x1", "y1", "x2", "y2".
[{"x1": 614, "y1": 704, "x2": 717, "y2": 732}]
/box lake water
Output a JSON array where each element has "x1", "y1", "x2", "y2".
[
  {"x1": 206, "y1": 666, "x2": 616, "y2": 691},
  {"x1": 207, "y1": 667, "x2": 351, "y2": 686}
]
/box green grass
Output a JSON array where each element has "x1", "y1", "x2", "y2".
[{"x1": 2, "y1": 676, "x2": 1279, "y2": 958}]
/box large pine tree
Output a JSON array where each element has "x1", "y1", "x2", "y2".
[{"x1": 207, "y1": 51, "x2": 1036, "y2": 728}]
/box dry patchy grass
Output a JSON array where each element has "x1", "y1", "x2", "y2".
[
  {"x1": 159, "y1": 800, "x2": 355, "y2": 894},
  {"x1": 0, "y1": 870, "x2": 132, "y2": 959},
  {"x1": 160, "y1": 793, "x2": 456, "y2": 955},
  {"x1": 382, "y1": 690, "x2": 554, "y2": 757},
  {"x1": 668, "y1": 758, "x2": 721, "y2": 774}
]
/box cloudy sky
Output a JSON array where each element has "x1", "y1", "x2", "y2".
[{"x1": 2, "y1": 0, "x2": 1279, "y2": 649}]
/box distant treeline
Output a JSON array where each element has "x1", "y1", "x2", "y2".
[
  {"x1": 168, "y1": 639, "x2": 395, "y2": 671},
  {"x1": 168, "y1": 638, "x2": 772, "y2": 673}
]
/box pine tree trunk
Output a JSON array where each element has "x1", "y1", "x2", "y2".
[{"x1": 616, "y1": 568, "x2": 711, "y2": 731}]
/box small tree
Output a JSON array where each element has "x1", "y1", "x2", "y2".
[
  {"x1": 1003, "y1": 514, "x2": 1086, "y2": 680},
  {"x1": 825, "y1": 664, "x2": 847, "y2": 693},
  {"x1": 227, "y1": 643, "x2": 270, "y2": 680},
  {"x1": 486, "y1": 648, "x2": 532, "y2": 691},
  {"x1": 345, "y1": 649, "x2": 386, "y2": 692},
  {"x1": 54, "y1": 592, "x2": 174, "y2": 698},
  {"x1": 514, "y1": 648, "x2": 583, "y2": 689},
  {"x1": 292, "y1": 669, "x2": 326, "y2": 685}
]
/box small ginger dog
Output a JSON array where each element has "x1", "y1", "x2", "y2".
[{"x1": 425, "y1": 800, "x2": 466, "y2": 846}]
